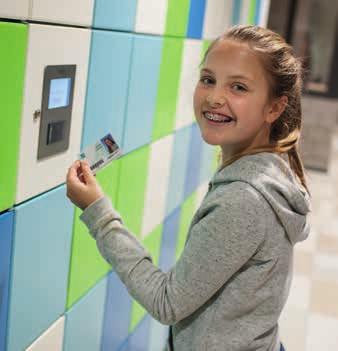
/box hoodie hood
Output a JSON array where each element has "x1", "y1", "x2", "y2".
[{"x1": 210, "y1": 152, "x2": 312, "y2": 245}]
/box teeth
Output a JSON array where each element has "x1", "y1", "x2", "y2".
[{"x1": 204, "y1": 112, "x2": 233, "y2": 122}]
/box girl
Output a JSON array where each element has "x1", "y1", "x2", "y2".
[{"x1": 67, "y1": 25, "x2": 311, "y2": 351}]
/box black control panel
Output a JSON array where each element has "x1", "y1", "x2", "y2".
[{"x1": 37, "y1": 65, "x2": 76, "y2": 160}]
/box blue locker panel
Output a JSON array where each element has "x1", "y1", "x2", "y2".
[
  {"x1": 82, "y1": 30, "x2": 133, "y2": 149},
  {"x1": 6, "y1": 185, "x2": 74, "y2": 351},
  {"x1": 184, "y1": 123, "x2": 203, "y2": 198},
  {"x1": 101, "y1": 271, "x2": 132, "y2": 351},
  {"x1": 187, "y1": 0, "x2": 206, "y2": 39},
  {"x1": 122, "y1": 34, "x2": 163, "y2": 154},
  {"x1": 232, "y1": 0, "x2": 242, "y2": 24},
  {"x1": 63, "y1": 276, "x2": 107, "y2": 351},
  {"x1": 123, "y1": 315, "x2": 151, "y2": 351},
  {"x1": 93, "y1": 0, "x2": 138, "y2": 31},
  {"x1": 255, "y1": 0, "x2": 262, "y2": 24},
  {"x1": 165, "y1": 125, "x2": 191, "y2": 216},
  {"x1": 159, "y1": 207, "x2": 181, "y2": 272},
  {"x1": 0, "y1": 211, "x2": 14, "y2": 351}
]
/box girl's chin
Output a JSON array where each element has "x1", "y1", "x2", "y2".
[{"x1": 200, "y1": 132, "x2": 229, "y2": 146}]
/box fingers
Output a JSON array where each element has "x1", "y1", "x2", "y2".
[
  {"x1": 81, "y1": 160, "x2": 95, "y2": 185},
  {"x1": 66, "y1": 160, "x2": 81, "y2": 183}
]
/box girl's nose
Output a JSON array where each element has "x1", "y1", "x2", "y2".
[{"x1": 206, "y1": 93, "x2": 226, "y2": 107}]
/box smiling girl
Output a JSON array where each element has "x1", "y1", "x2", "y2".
[{"x1": 67, "y1": 25, "x2": 311, "y2": 351}]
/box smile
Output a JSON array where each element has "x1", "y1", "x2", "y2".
[{"x1": 203, "y1": 112, "x2": 235, "y2": 124}]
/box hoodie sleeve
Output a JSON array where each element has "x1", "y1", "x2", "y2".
[{"x1": 80, "y1": 182, "x2": 267, "y2": 325}]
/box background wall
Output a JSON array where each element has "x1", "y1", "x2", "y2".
[{"x1": 0, "y1": 1, "x2": 271, "y2": 350}]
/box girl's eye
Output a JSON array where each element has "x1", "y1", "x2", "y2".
[
  {"x1": 199, "y1": 76, "x2": 215, "y2": 85},
  {"x1": 232, "y1": 84, "x2": 247, "y2": 92}
]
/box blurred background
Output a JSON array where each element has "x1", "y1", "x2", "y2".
[{"x1": 268, "y1": 1, "x2": 338, "y2": 350}]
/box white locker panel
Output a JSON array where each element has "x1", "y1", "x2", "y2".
[
  {"x1": 258, "y1": 0, "x2": 271, "y2": 27},
  {"x1": 175, "y1": 39, "x2": 203, "y2": 130},
  {"x1": 203, "y1": 0, "x2": 233, "y2": 39},
  {"x1": 30, "y1": 0, "x2": 95, "y2": 27},
  {"x1": 25, "y1": 317, "x2": 65, "y2": 351},
  {"x1": 141, "y1": 135, "x2": 174, "y2": 238},
  {"x1": 0, "y1": 0, "x2": 29, "y2": 19},
  {"x1": 135, "y1": 0, "x2": 168, "y2": 35},
  {"x1": 16, "y1": 24, "x2": 91, "y2": 203}
]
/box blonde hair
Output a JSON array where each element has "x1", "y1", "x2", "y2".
[{"x1": 201, "y1": 25, "x2": 310, "y2": 195}]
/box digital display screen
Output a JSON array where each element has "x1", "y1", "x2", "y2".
[{"x1": 48, "y1": 78, "x2": 72, "y2": 109}]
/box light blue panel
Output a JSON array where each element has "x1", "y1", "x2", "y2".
[
  {"x1": 82, "y1": 30, "x2": 133, "y2": 149},
  {"x1": 199, "y1": 141, "x2": 215, "y2": 184},
  {"x1": 122, "y1": 34, "x2": 163, "y2": 154},
  {"x1": 184, "y1": 123, "x2": 203, "y2": 198},
  {"x1": 165, "y1": 125, "x2": 191, "y2": 216},
  {"x1": 124, "y1": 315, "x2": 151, "y2": 351},
  {"x1": 187, "y1": 0, "x2": 206, "y2": 39},
  {"x1": 255, "y1": 0, "x2": 262, "y2": 24},
  {"x1": 63, "y1": 276, "x2": 107, "y2": 351},
  {"x1": 93, "y1": 0, "x2": 138, "y2": 31},
  {"x1": 159, "y1": 207, "x2": 181, "y2": 272},
  {"x1": 6, "y1": 185, "x2": 74, "y2": 351},
  {"x1": 148, "y1": 319, "x2": 169, "y2": 351},
  {"x1": 0, "y1": 211, "x2": 14, "y2": 351},
  {"x1": 232, "y1": 0, "x2": 242, "y2": 24},
  {"x1": 101, "y1": 271, "x2": 132, "y2": 351}
]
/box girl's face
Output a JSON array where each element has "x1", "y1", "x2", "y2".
[{"x1": 193, "y1": 39, "x2": 281, "y2": 161}]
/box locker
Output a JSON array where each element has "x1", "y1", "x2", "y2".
[
  {"x1": 93, "y1": 0, "x2": 138, "y2": 31},
  {"x1": 82, "y1": 30, "x2": 133, "y2": 150},
  {"x1": 0, "y1": 211, "x2": 14, "y2": 351},
  {"x1": 174, "y1": 39, "x2": 203, "y2": 131},
  {"x1": 183, "y1": 123, "x2": 203, "y2": 198},
  {"x1": 135, "y1": 0, "x2": 169, "y2": 35},
  {"x1": 0, "y1": 22, "x2": 27, "y2": 212},
  {"x1": 66, "y1": 160, "x2": 120, "y2": 309},
  {"x1": 165, "y1": 126, "x2": 191, "y2": 216},
  {"x1": 141, "y1": 135, "x2": 174, "y2": 238},
  {"x1": 101, "y1": 272, "x2": 132, "y2": 351},
  {"x1": 6, "y1": 185, "x2": 73, "y2": 351},
  {"x1": 122, "y1": 34, "x2": 163, "y2": 154},
  {"x1": 0, "y1": 0, "x2": 29, "y2": 20},
  {"x1": 64, "y1": 277, "x2": 107, "y2": 351},
  {"x1": 30, "y1": 0, "x2": 94, "y2": 27},
  {"x1": 15, "y1": 24, "x2": 91, "y2": 204}
]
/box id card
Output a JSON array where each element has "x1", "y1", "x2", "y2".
[{"x1": 79, "y1": 133, "x2": 122, "y2": 174}]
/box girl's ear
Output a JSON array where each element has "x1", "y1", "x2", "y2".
[{"x1": 266, "y1": 95, "x2": 288, "y2": 123}]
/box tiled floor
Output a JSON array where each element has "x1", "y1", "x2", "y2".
[{"x1": 279, "y1": 126, "x2": 338, "y2": 350}]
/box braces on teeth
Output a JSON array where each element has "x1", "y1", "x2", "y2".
[{"x1": 204, "y1": 112, "x2": 232, "y2": 122}]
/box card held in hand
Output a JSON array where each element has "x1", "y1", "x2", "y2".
[{"x1": 79, "y1": 133, "x2": 122, "y2": 174}]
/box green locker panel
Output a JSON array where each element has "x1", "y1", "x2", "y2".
[
  {"x1": 0, "y1": 22, "x2": 27, "y2": 212},
  {"x1": 165, "y1": 0, "x2": 190, "y2": 37},
  {"x1": 152, "y1": 37, "x2": 184, "y2": 141},
  {"x1": 66, "y1": 159, "x2": 121, "y2": 309},
  {"x1": 115, "y1": 145, "x2": 150, "y2": 238}
]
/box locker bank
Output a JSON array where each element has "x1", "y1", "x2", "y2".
[{"x1": 0, "y1": 1, "x2": 271, "y2": 350}]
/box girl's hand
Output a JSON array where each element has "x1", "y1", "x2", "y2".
[{"x1": 66, "y1": 160, "x2": 104, "y2": 211}]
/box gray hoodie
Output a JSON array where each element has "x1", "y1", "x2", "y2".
[{"x1": 80, "y1": 151, "x2": 311, "y2": 351}]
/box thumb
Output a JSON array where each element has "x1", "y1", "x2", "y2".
[{"x1": 81, "y1": 160, "x2": 95, "y2": 185}]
